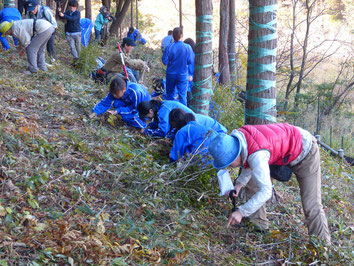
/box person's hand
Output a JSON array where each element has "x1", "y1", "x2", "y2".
[
  {"x1": 144, "y1": 65, "x2": 150, "y2": 72},
  {"x1": 107, "y1": 110, "x2": 117, "y2": 115},
  {"x1": 89, "y1": 112, "x2": 97, "y2": 119},
  {"x1": 188, "y1": 75, "x2": 193, "y2": 82},
  {"x1": 226, "y1": 183, "x2": 243, "y2": 198},
  {"x1": 140, "y1": 128, "x2": 145, "y2": 134},
  {"x1": 58, "y1": 7, "x2": 61, "y2": 12},
  {"x1": 226, "y1": 209, "x2": 243, "y2": 228}
]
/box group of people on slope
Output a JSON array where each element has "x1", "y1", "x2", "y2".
[
  {"x1": 1, "y1": 4, "x2": 332, "y2": 243},
  {"x1": 0, "y1": 0, "x2": 146, "y2": 74}
]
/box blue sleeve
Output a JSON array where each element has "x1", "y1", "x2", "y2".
[
  {"x1": 0, "y1": 11, "x2": 3, "y2": 21},
  {"x1": 169, "y1": 130, "x2": 188, "y2": 162},
  {"x1": 92, "y1": 93, "x2": 115, "y2": 115},
  {"x1": 162, "y1": 44, "x2": 170, "y2": 65},
  {"x1": 187, "y1": 45, "x2": 193, "y2": 65},
  {"x1": 144, "y1": 128, "x2": 166, "y2": 138},
  {"x1": 63, "y1": 11, "x2": 80, "y2": 21}
]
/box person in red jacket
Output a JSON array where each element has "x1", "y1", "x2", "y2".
[{"x1": 208, "y1": 123, "x2": 331, "y2": 243}]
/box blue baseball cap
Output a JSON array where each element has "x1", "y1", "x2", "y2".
[
  {"x1": 208, "y1": 133, "x2": 242, "y2": 169},
  {"x1": 26, "y1": 0, "x2": 39, "y2": 12}
]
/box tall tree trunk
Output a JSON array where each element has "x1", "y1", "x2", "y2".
[
  {"x1": 102, "y1": 0, "x2": 111, "y2": 9},
  {"x1": 245, "y1": 0, "x2": 277, "y2": 125},
  {"x1": 218, "y1": 0, "x2": 230, "y2": 84},
  {"x1": 284, "y1": 0, "x2": 297, "y2": 111},
  {"x1": 294, "y1": 0, "x2": 312, "y2": 109},
  {"x1": 228, "y1": 0, "x2": 236, "y2": 89},
  {"x1": 85, "y1": 0, "x2": 92, "y2": 20},
  {"x1": 130, "y1": 0, "x2": 133, "y2": 27},
  {"x1": 135, "y1": 0, "x2": 138, "y2": 29},
  {"x1": 110, "y1": 0, "x2": 132, "y2": 36},
  {"x1": 179, "y1": 0, "x2": 183, "y2": 28},
  {"x1": 191, "y1": 0, "x2": 213, "y2": 115}
]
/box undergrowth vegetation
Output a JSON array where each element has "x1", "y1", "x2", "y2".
[{"x1": 0, "y1": 26, "x2": 353, "y2": 265}]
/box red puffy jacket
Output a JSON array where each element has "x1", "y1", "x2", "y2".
[{"x1": 238, "y1": 123, "x2": 303, "y2": 168}]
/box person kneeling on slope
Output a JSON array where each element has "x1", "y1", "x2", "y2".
[
  {"x1": 90, "y1": 76, "x2": 150, "y2": 129},
  {"x1": 138, "y1": 100, "x2": 194, "y2": 138},
  {"x1": 169, "y1": 109, "x2": 215, "y2": 163},
  {"x1": 208, "y1": 123, "x2": 331, "y2": 244}
]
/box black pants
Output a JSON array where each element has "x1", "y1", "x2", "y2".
[{"x1": 46, "y1": 30, "x2": 56, "y2": 59}]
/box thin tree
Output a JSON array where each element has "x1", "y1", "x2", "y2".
[
  {"x1": 85, "y1": 0, "x2": 91, "y2": 20},
  {"x1": 228, "y1": 0, "x2": 236, "y2": 89},
  {"x1": 218, "y1": 0, "x2": 230, "y2": 84},
  {"x1": 109, "y1": 0, "x2": 132, "y2": 36},
  {"x1": 135, "y1": 0, "x2": 138, "y2": 29},
  {"x1": 245, "y1": 0, "x2": 277, "y2": 125},
  {"x1": 191, "y1": 0, "x2": 213, "y2": 115}
]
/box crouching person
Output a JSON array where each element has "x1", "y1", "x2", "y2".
[
  {"x1": 90, "y1": 77, "x2": 151, "y2": 129},
  {"x1": 169, "y1": 110, "x2": 215, "y2": 163},
  {"x1": 0, "y1": 19, "x2": 54, "y2": 74},
  {"x1": 208, "y1": 123, "x2": 331, "y2": 244}
]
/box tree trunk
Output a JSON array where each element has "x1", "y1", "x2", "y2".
[
  {"x1": 85, "y1": 0, "x2": 92, "y2": 20},
  {"x1": 190, "y1": 0, "x2": 213, "y2": 115},
  {"x1": 228, "y1": 0, "x2": 236, "y2": 89},
  {"x1": 283, "y1": 0, "x2": 297, "y2": 111},
  {"x1": 219, "y1": 0, "x2": 230, "y2": 84},
  {"x1": 294, "y1": 0, "x2": 312, "y2": 108},
  {"x1": 245, "y1": 0, "x2": 277, "y2": 125},
  {"x1": 110, "y1": 0, "x2": 132, "y2": 36},
  {"x1": 179, "y1": 0, "x2": 183, "y2": 28},
  {"x1": 130, "y1": 0, "x2": 133, "y2": 27},
  {"x1": 102, "y1": 0, "x2": 111, "y2": 9},
  {"x1": 135, "y1": 0, "x2": 138, "y2": 29}
]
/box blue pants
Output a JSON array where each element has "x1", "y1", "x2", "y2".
[
  {"x1": 0, "y1": 36, "x2": 18, "y2": 50},
  {"x1": 94, "y1": 28, "x2": 102, "y2": 41},
  {"x1": 166, "y1": 74, "x2": 189, "y2": 106},
  {"x1": 120, "y1": 110, "x2": 147, "y2": 129}
]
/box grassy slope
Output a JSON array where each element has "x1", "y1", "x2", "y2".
[{"x1": 0, "y1": 34, "x2": 353, "y2": 265}]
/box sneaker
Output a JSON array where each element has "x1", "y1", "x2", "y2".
[
  {"x1": 50, "y1": 57, "x2": 57, "y2": 63},
  {"x1": 22, "y1": 70, "x2": 32, "y2": 75},
  {"x1": 45, "y1": 63, "x2": 53, "y2": 68}
]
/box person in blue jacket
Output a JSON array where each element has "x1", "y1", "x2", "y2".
[
  {"x1": 162, "y1": 27, "x2": 194, "y2": 106},
  {"x1": 127, "y1": 26, "x2": 146, "y2": 45},
  {"x1": 161, "y1": 30, "x2": 173, "y2": 52},
  {"x1": 183, "y1": 38, "x2": 195, "y2": 107},
  {"x1": 0, "y1": 0, "x2": 21, "y2": 50},
  {"x1": 169, "y1": 108, "x2": 227, "y2": 134},
  {"x1": 138, "y1": 100, "x2": 194, "y2": 138},
  {"x1": 89, "y1": 76, "x2": 151, "y2": 129},
  {"x1": 58, "y1": 0, "x2": 81, "y2": 62},
  {"x1": 169, "y1": 112, "x2": 214, "y2": 163}
]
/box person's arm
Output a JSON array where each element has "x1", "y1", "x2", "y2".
[
  {"x1": 237, "y1": 151, "x2": 273, "y2": 218},
  {"x1": 162, "y1": 44, "x2": 170, "y2": 65},
  {"x1": 44, "y1": 7, "x2": 57, "y2": 28},
  {"x1": 92, "y1": 93, "x2": 115, "y2": 116},
  {"x1": 62, "y1": 10, "x2": 80, "y2": 21},
  {"x1": 124, "y1": 54, "x2": 148, "y2": 72},
  {"x1": 169, "y1": 130, "x2": 188, "y2": 162}
]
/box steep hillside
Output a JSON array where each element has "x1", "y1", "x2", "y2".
[{"x1": 0, "y1": 32, "x2": 353, "y2": 265}]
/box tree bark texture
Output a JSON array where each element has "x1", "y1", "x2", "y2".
[
  {"x1": 228, "y1": 0, "x2": 236, "y2": 88},
  {"x1": 85, "y1": 0, "x2": 92, "y2": 20},
  {"x1": 109, "y1": 0, "x2": 132, "y2": 36},
  {"x1": 102, "y1": 0, "x2": 111, "y2": 10},
  {"x1": 135, "y1": 0, "x2": 138, "y2": 29},
  {"x1": 218, "y1": 0, "x2": 230, "y2": 84},
  {"x1": 245, "y1": 0, "x2": 277, "y2": 125},
  {"x1": 191, "y1": 0, "x2": 213, "y2": 115}
]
